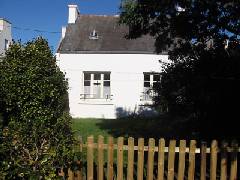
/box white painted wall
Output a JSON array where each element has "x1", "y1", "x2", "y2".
[
  {"x1": 57, "y1": 53, "x2": 168, "y2": 119},
  {"x1": 0, "y1": 19, "x2": 12, "y2": 56}
]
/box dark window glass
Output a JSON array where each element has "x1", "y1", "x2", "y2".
[
  {"x1": 94, "y1": 73, "x2": 101, "y2": 80},
  {"x1": 104, "y1": 73, "x2": 110, "y2": 80},
  {"x1": 144, "y1": 74, "x2": 150, "y2": 81},
  {"x1": 144, "y1": 82, "x2": 150, "y2": 87},
  {"x1": 84, "y1": 73, "x2": 91, "y2": 80},
  {"x1": 4, "y1": 39, "x2": 9, "y2": 50},
  {"x1": 104, "y1": 81, "x2": 110, "y2": 87},
  {"x1": 153, "y1": 74, "x2": 160, "y2": 81},
  {"x1": 84, "y1": 81, "x2": 90, "y2": 86},
  {"x1": 153, "y1": 82, "x2": 158, "y2": 88}
]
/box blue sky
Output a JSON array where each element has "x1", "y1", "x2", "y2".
[{"x1": 0, "y1": 0, "x2": 121, "y2": 52}]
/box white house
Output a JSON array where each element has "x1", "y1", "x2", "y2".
[
  {"x1": 0, "y1": 18, "x2": 12, "y2": 56},
  {"x1": 57, "y1": 5, "x2": 168, "y2": 119}
]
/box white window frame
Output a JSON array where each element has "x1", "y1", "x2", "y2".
[
  {"x1": 81, "y1": 71, "x2": 111, "y2": 100},
  {"x1": 141, "y1": 72, "x2": 160, "y2": 101}
]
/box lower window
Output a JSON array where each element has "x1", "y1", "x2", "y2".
[
  {"x1": 142, "y1": 72, "x2": 160, "y2": 101},
  {"x1": 81, "y1": 71, "x2": 111, "y2": 99}
]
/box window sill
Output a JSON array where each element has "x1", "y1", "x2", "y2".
[
  {"x1": 79, "y1": 98, "x2": 114, "y2": 105},
  {"x1": 139, "y1": 100, "x2": 154, "y2": 106}
]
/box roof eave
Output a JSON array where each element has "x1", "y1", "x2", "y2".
[{"x1": 57, "y1": 50, "x2": 165, "y2": 54}]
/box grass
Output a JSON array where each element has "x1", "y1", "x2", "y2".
[
  {"x1": 71, "y1": 114, "x2": 199, "y2": 143},
  {"x1": 71, "y1": 118, "x2": 111, "y2": 142}
]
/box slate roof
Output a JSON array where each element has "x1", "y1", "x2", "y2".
[{"x1": 57, "y1": 15, "x2": 156, "y2": 54}]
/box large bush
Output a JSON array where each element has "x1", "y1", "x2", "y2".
[
  {"x1": 120, "y1": 0, "x2": 240, "y2": 139},
  {"x1": 154, "y1": 46, "x2": 240, "y2": 139},
  {"x1": 0, "y1": 38, "x2": 74, "y2": 179}
]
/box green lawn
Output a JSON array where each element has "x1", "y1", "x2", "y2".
[
  {"x1": 71, "y1": 118, "x2": 111, "y2": 142},
  {"x1": 71, "y1": 115, "x2": 199, "y2": 143}
]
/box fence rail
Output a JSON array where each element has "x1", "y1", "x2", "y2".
[
  {"x1": 61, "y1": 136, "x2": 239, "y2": 180},
  {"x1": 80, "y1": 143, "x2": 240, "y2": 153}
]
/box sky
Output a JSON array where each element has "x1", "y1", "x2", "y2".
[{"x1": 0, "y1": 0, "x2": 121, "y2": 52}]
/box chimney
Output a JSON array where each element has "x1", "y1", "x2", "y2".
[
  {"x1": 61, "y1": 26, "x2": 66, "y2": 39},
  {"x1": 68, "y1": 4, "x2": 79, "y2": 24}
]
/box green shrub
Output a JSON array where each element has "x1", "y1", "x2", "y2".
[{"x1": 0, "y1": 38, "x2": 74, "y2": 179}]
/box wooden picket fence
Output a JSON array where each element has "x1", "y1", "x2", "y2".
[{"x1": 61, "y1": 136, "x2": 239, "y2": 180}]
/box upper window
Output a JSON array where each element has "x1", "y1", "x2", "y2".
[
  {"x1": 81, "y1": 71, "x2": 111, "y2": 99},
  {"x1": 4, "y1": 39, "x2": 9, "y2": 50},
  {"x1": 89, "y1": 29, "x2": 99, "y2": 40},
  {"x1": 142, "y1": 73, "x2": 160, "y2": 101}
]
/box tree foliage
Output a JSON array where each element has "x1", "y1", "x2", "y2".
[
  {"x1": 120, "y1": 0, "x2": 240, "y2": 54},
  {"x1": 120, "y1": 0, "x2": 240, "y2": 139},
  {"x1": 0, "y1": 38, "x2": 74, "y2": 179}
]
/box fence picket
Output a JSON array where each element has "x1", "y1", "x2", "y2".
[
  {"x1": 220, "y1": 141, "x2": 228, "y2": 180},
  {"x1": 76, "y1": 136, "x2": 83, "y2": 180},
  {"x1": 107, "y1": 137, "x2": 114, "y2": 180},
  {"x1": 117, "y1": 137, "x2": 124, "y2": 180},
  {"x1": 137, "y1": 138, "x2": 144, "y2": 180},
  {"x1": 157, "y1": 138, "x2": 165, "y2": 180},
  {"x1": 127, "y1": 137, "x2": 134, "y2": 180},
  {"x1": 98, "y1": 135, "x2": 104, "y2": 180},
  {"x1": 210, "y1": 140, "x2": 218, "y2": 180},
  {"x1": 87, "y1": 136, "x2": 94, "y2": 180},
  {"x1": 177, "y1": 140, "x2": 186, "y2": 180},
  {"x1": 188, "y1": 140, "x2": 196, "y2": 180},
  {"x1": 230, "y1": 140, "x2": 238, "y2": 180},
  {"x1": 68, "y1": 169, "x2": 74, "y2": 180},
  {"x1": 147, "y1": 138, "x2": 155, "y2": 180},
  {"x1": 167, "y1": 140, "x2": 176, "y2": 180},
  {"x1": 200, "y1": 142, "x2": 207, "y2": 180}
]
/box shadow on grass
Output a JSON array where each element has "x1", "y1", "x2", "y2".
[{"x1": 95, "y1": 114, "x2": 200, "y2": 141}]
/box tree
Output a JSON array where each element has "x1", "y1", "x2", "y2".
[
  {"x1": 120, "y1": 0, "x2": 240, "y2": 53},
  {"x1": 0, "y1": 38, "x2": 74, "y2": 179},
  {"x1": 120, "y1": 0, "x2": 240, "y2": 139}
]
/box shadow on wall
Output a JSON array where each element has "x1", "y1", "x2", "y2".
[{"x1": 115, "y1": 105, "x2": 158, "y2": 119}]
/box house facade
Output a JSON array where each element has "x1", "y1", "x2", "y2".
[
  {"x1": 57, "y1": 5, "x2": 168, "y2": 119},
  {"x1": 0, "y1": 18, "x2": 12, "y2": 56}
]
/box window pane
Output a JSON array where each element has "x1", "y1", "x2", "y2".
[
  {"x1": 144, "y1": 82, "x2": 150, "y2": 87},
  {"x1": 94, "y1": 73, "x2": 101, "y2": 80},
  {"x1": 93, "y1": 84, "x2": 101, "y2": 98},
  {"x1": 153, "y1": 82, "x2": 158, "y2": 88},
  {"x1": 143, "y1": 87, "x2": 151, "y2": 101},
  {"x1": 84, "y1": 73, "x2": 91, "y2": 80},
  {"x1": 103, "y1": 86, "x2": 111, "y2": 99},
  {"x1": 144, "y1": 74, "x2": 150, "y2": 81},
  {"x1": 104, "y1": 81, "x2": 110, "y2": 87},
  {"x1": 153, "y1": 74, "x2": 160, "y2": 81},
  {"x1": 84, "y1": 86, "x2": 91, "y2": 98},
  {"x1": 4, "y1": 39, "x2": 9, "y2": 50},
  {"x1": 104, "y1": 73, "x2": 110, "y2": 80},
  {"x1": 84, "y1": 81, "x2": 90, "y2": 86}
]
